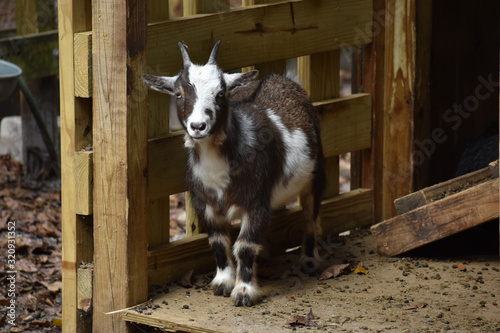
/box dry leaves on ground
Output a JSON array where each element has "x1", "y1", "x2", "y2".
[{"x1": 0, "y1": 154, "x2": 62, "y2": 332}]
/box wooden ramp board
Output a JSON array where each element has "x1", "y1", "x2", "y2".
[
  {"x1": 394, "y1": 161, "x2": 498, "y2": 215},
  {"x1": 371, "y1": 175, "x2": 499, "y2": 257}
]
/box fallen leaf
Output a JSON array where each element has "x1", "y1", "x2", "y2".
[
  {"x1": 179, "y1": 269, "x2": 193, "y2": 288},
  {"x1": 457, "y1": 263, "x2": 467, "y2": 271},
  {"x1": 319, "y1": 264, "x2": 351, "y2": 281},
  {"x1": 287, "y1": 309, "x2": 318, "y2": 327},
  {"x1": 405, "y1": 302, "x2": 428, "y2": 310},
  {"x1": 39, "y1": 281, "x2": 62, "y2": 292},
  {"x1": 354, "y1": 263, "x2": 368, "y2": 275},
  {"x1": 52, "y1": 318, "x2": 62, "y2": 327},
  {"x1": 17, "y1": 258, "x2": 38, "y2": 273},
  {"x1": 286, "y1": 296, "x2": 295, "y2": 301}
]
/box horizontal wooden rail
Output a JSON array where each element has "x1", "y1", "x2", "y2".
[
  {"x1": 149, "y1": 93, "x2": 372, "y2": 199},
  {"x1": 147, "y1": 188, "x2": 373, "y2": 285},
  {"x1": 74, "y1": 0, "x2": 372, "y2": 97}
]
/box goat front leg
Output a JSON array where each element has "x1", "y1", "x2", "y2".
[
  {"x1": 208, "y1": 225, "x2": 235, "y2": 297},
  {"x1": 231, "y1": 210, "x2": 269, "y2": 306}
]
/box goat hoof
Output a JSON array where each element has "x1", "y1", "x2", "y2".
[
  {"x1": 234, "y1": 293, "x2": 254, "y2": 307},
  {"x1": 231, "y1": 283, "x2": 261, "y2": 307},
  {"x1": 213, "y1": 284, "x2": 232, "y2": 297}
]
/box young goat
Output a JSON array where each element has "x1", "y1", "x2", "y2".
[{"x1": 142, "y1": 41, "x2": 326, "y2": 307}]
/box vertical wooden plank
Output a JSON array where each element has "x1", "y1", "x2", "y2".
[
  {"x1": 381, "y1": 0, "x2": 415, "y2": 220},
  {"x1": 298, "y1": 51, "x2": 341, "y2": 198},
  {"x1": 92, "y1": 0, "x2": 149, "y2": 332},
  {"x1": 59, "y1": 0, "x2": 92, "y2": 332},
  {"x1": 351, "y1": 0, "x2": 385, "y2": 222},
  {"x1": 147, "y1": 2, "x2": 172, "y2": 248}
]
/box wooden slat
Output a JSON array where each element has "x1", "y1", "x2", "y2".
[
  {"x1": 298, "y1": 50, "x2": 341, "y2": 198},
  {"x1": 92, "y1": 0, "x2": 149, "y2": 331},
  {"x1": 146, "y1": 0, "x2": 172, "y2": 250},
  {"x1": 147, "y1": 189, "x2": 373, "y2": 285},
  {"x1": 148, "y1": 94, "x2": 372, "y2": 199},
  {"x1": 371, "y1": 179, "x2": 499, "y2": 257},
  {"x1": 268, "y1": 189, "x2": 373, "y2": 253},
  {"x1": 317, "y1": 94, "x2": 372, "y2": 158},
  {"x1": 74, "y1": 32, "x2": 92, "y2": 98},
  {"x1": 58, "y1": 0, "x2": 92, "y2": 331},
  {"x1": 77, "y1": 263, "x2": 93, "y2": 312},
  {"x1": 394, "y1": 166, "x2": 495, "y2": 215},
  {"x1": 75, "y1": 150, "x2": 93, "y2": 215},
  {"x1": 148, "y1": 132, "x2": 187, "y2": 198},
  {"x1": 122, "y1": 311, "x2": 218, "y2": 333},
  {"x1": 148, "y1": 234, "x2": 215, "y2": 285},
  {"x1": 74, "y1": 0, "x2": 372, "y2": 97}
]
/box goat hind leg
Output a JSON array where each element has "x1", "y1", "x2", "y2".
[{"x1": 300, "y1": 188, "x2": 322, "y2": 273}]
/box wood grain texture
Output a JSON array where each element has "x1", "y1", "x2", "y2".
[
  {"x1": 75, "y1": 151, "x2": 93, "y2": 215},
  {"x1": 381, "y1": 0, "x2": 416, "y2": 220},
  {"x1": 122, "y1": 310, "x2": 218, "y2": 333},
  {"x1": 298, "y1": 50, "x2": 341, "y2": 198},
  {"x1": 371, "y1": 179, "x2": 499, "y2": 257},
  {"x1": 58, "y1": 0, "x2": 92, "y2": 331},
  {"x1": 147, "y1": 234, "x2": 215, "y2": 285},
  {"x1": 74, "y1": 32, "x2": 92, "y2": 98},
  {"x1": 92, "y1": 0, "x2": 149, "y2": 331},
  {"x1": 146, "y1": 0, "x2": 172, "y2": 252},
  {"x1": 394, "y1": 166, "x2": 494, "y2": 215},
  {"x1": 74, "y1": 0, "x2": 372, "y2": 97}
]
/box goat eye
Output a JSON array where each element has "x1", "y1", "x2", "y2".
[
  {"x1": 217, "y1": 91, "x2": 225, "y2": 98},
  {"x1": 176, "y1": 92, "x2": 182, "y2": 99}
]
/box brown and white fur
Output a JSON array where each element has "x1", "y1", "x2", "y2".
[{"x1": 142, "y1": 41, "x2": 326, "y2": 307}]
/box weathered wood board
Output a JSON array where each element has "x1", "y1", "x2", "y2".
[
  {"x1": 371, "y1": 178, "x2": 499, "y2": 257},
  {"x1": 394, "y1": 162, "x2": 497, "y2": 215}
]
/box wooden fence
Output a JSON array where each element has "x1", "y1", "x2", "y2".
[{"x1": 58, "y1": 0, "x2": 428, "y2": 332}]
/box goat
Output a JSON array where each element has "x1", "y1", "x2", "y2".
[{"x1": 142, "y1": 41, "x2": 326, "y2": 307}]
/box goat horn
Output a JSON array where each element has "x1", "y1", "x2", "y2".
[
  {"x1": 178, "y1": 42, "x2": 192, "y2": 67},
  {"x1": 208, "y1": 40, "x2": 222, "y2": 64}
]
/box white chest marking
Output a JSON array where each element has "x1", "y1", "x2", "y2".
[{"x1": 192, "y1": 144, "x2": 230, "y2": 199}]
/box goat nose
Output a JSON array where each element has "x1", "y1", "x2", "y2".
[{"x1": 190, "y1": 122, "x2": 207, "y2": 132}]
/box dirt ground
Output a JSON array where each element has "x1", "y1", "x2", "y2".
[{"x1": 129, "y1": 223, "x2": 500, "y2": 333}]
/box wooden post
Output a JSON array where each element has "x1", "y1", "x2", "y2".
[
  {"x1": 58, "y1": 0, "x2": 93, "y2": 332},
  {"x1": 379, "y1": 0, "x2": 416, "y2": 220},
  {"x1": 92, "y1": 0, "x2": 149, "y2": 332},
  {"x1": 298, "y1": 51, "x2": 341, "y2": 198},
  {"x1": 146, "y1": 1, "x2": 172, "y2": 249}
]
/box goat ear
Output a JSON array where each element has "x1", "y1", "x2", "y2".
[
  {"x1": 223, "y1": 70, "x2": 259, "y2": 92},
  {"x1": 142, "y1": 74, "x2": 178, "y2": 95}
]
